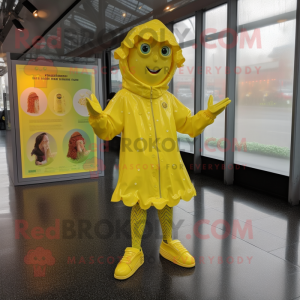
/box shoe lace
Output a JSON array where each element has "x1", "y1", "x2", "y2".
[
  {"x1": 120, "y1": 250, "x2": 135, "y2": 264},
  {"x1": 174, "y1": 242, "x2": 188, "y2": 254}
]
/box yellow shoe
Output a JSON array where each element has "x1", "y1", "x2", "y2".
[
  {"x1": 114, "y1": 247, "x2": 144, "y2": 280},
  {"x1": 159, "y1": 240, "x2": 195, "y2": 268}
]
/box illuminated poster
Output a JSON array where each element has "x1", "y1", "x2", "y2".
[{"x1": 16, "y1": 63, "x2": 98, "y2": 178}]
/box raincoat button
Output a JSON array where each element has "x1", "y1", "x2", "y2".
[
  {"x1": 128, "y1": 112, "x2": 130, "y2": 114},
  {"x1": 166, "y1": 130, "x2": 169, "y2": 132},
  {"x1": 121, "y1": 111, "x2": 123, "y2": 113},
  {"x1": 175, "y1": 110, "x2": 177, "y2": 112},
  {"x1": 152, "y1": 155, "x2": 155, "y2": 158},
  {"x1": 135, "y1": 183, "x2": 137, "y2": 185},
  {"x1": 156, "y1": 120, "x2": 158, "y2": 122},
  {"x1": 149, "y1": 134, "x2": 151, "y2": 137},
  {"x1": 138, "y1": 169, "x2": 140, "y2": 171},
  {"x1": 148, "y1": 112, "x2": 150, "y2": 114}
]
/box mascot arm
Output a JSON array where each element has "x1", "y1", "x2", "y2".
[
  {"x1": 206, "y1": 95, "x2": 231, "y2": 117},
  {"x1": 86, "y1": 93, "x2": 124, "y2": 141},
  {"x1": 172, "y1": 95, "x2": 230, "y2": 138}
]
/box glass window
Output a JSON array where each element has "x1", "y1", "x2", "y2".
[
  {"x1": 205, "y1": 4, "x2": 228, "y2": 33},
  {"x1": 174, "y1": 17, "x2": 195, "y2": 43},
  {"x1": 173, "y1": 17, "x2": 196, "y2": 153},
  {"x1": 202, "y1": 5, "x2": 227, "y2": 160},
  {"x1": 234, "y1": 0, "x2": 296, "y2": 175},
  {"x1": 110, "y1": 49, "x2": 122, "y2": 94},
  {"x1": 238, "y1": 0, "x2": 297, "y2": 24}
]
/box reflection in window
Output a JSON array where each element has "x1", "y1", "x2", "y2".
[
  {"x1": 202, "y1": 5, "x2": 227, "y2": 160},
  {"x1": 74, "y1": 16, "x2": 97, "y2": 32},
  {"x1": 106, "y1": 22, "x2": 118, "y2": 32},
  {"x1": 234, "y1": 0, "x2": 296, "y2": 175},
  {"x1": 91, "y1": 0, "x2": 100, "y2": 12},
  {"x1": 173, "y1": 17, "x2": 195, "y2": 153},
  {"x1": 106, "y1": 4, "x2": 138, "y2": 25},
  {"x1": 115, "y1": 0, "x2": 152, "y2": 15}
]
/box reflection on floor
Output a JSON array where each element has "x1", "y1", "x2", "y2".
[{"x1": 0, "y1": 131, "x2": 300, "y2": 299}]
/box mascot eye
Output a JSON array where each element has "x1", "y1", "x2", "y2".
[
  {"x1": 161, "y1": 46, "x2": 171, "y2": 56},
  {"x1": 140, "y1": 43, "x2": 150, "y2": 54}
]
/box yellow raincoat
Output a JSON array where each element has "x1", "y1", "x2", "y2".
[{"x1": 88, "y1": 20, "x2": 218, "y2": 210}]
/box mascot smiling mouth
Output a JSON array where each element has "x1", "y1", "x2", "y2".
[{"x1": 146, "y1": 67, "x2": 161, "y2": 74}]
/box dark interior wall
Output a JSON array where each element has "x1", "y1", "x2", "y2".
[{"x1": 234, "y1": 165, "x2": 289, "y2": 200}]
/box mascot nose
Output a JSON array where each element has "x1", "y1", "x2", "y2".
[{"x1": 153, "y1": 54, "x2": 158, "y2": 62}]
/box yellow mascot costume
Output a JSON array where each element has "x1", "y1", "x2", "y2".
[{"x1": 86, "y1": 19, "x2": 231, "y2": 280}]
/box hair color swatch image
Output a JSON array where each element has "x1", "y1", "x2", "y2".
[
  {"x1": 67, "y1": 132, "x2": 90, "y2": 160},
  {"x1": 27, "y1": 92, "x2": 39, "y2": 113}
]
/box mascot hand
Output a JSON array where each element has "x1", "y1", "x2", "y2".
[
  {"x1": 206, "y1": 95, "x2": 231, "y2": 118},
  {"x1": 86, "y1": 94, "x2": 103, "y2": 116}
]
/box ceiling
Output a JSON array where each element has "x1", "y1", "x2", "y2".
[
  {"x1": 0, "y1": 0, "x2": 224, "y2": 62},
  {"x1": 1, "y1": 0, "x2": 76, "y2": 54}
]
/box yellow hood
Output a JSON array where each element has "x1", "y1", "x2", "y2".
[{"x1": 114, "y1": 19, "x2": 185, "y2": 99}]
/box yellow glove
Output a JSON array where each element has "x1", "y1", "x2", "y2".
[
  {"x1": 86, "y1": 94, "x2": 103, "y2": 116},
  {"x1": 205, "y1": 95, "x2": 231, "y2": 119}
]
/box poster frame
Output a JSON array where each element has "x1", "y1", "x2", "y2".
[{"x1": 7, "y1": 55, "x2": 104, "y2": 185}]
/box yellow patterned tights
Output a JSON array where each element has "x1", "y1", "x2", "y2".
[{"x1": 131, "y1": 203, "x2": 173, "y2": 249}]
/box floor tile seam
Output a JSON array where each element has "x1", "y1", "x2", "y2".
[
  {"x1": 199, "y1": 207, "x2": 288, "y2": 240},
  {"x1": 209, "y1": 220, "x2": 288, "y2": 243},
  {"x1": 207, "y1": 214, "x2": 295, "y2": 241},
  {"x1": 268, "y1": 242, "x2": 300, "y2": 254},
  {"x1": 207, "y1": 220, "x2": 291, "y2": 254},
  {"x1": 267, "y1": 251, "x2": 300, "y2": 271},
  {"x1": 208, "y1": 206, "x2": 287, "y2": 223},
  {"x1": 250, "y1": 223, "x2": 291, "y2": 240}
]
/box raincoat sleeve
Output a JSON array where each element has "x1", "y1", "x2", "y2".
[
  {"x1": 88, "y1": 93, "x2": 124, "y2": 141},
  {"x1": 172, "y1": 95, "x2": 215, "y2": 138}
]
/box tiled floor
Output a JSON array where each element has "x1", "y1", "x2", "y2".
[{"x1": 1, "y1": 130, "x2": 300, "y2": 299}]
